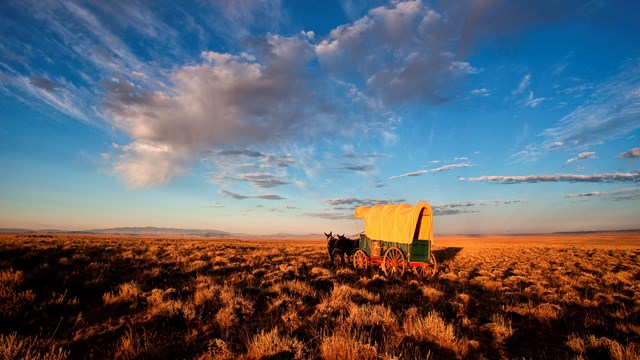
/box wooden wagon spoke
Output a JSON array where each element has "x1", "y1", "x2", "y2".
[
  {"x1": 352, "y1": 249, "x2": 368, "y2": 271},
  {"x1": 382, "y1": 247, "x2": 405, "y2": 277}
]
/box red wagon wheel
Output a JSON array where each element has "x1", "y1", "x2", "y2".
[
  {"x1": 382, "y1": 247, "x2": 405, "y2": 277},
  {"x1": 352, "y1": 249, "x2": 368, "y2": 270},
  {"x1": 413, "y1": 252, "x2": 437, "y2": 278}
]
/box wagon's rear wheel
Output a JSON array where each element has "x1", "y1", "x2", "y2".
[
  {"x1": 382, "y1": 247, "x2": 405, "y2": 277},
  {"x1": 414, "y1": 253, "x2": 437, "y2": 278},
  {"x1": 353, "y1": 249, "x2": 368, "y2": 270}
]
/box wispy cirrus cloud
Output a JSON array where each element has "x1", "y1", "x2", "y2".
[
  {"x1": 565, "y1": 151, "x2": 596, "y2": 164},
  {"x1": 268, "y1": 205, "x2": 299, "y2": 213},
  {"x1": 304, "y1": 212, "x2": 353, "y2": 220},
  {"x1": 461, "y1": 172, "x2": 640, "y2": 184},
  {"x1": 515, "y1": 59, "x2": 640, "y2": 162},
  {"x1": 564, "y1": 187, "x2": 640, "y2": 201},
  {"x1": 326, "y1": 197, "x2": 406, "y2": 207},
  {"x1": 336, "y1": 163, "x2": 376, "y2": 172},
  {"x1": 524, "y1": 91, "x2": 547, "y2": 108},
  {"x1": 433, "y1": 199, "x2": 528, "y2": 216},
  {"x1": 390, "y1": 163, "x2": 473, "y2": 179},
  {"x1": 513, "y1": 74, "x2": 531, "y2": 95},
  {"x1": 563, "y1": 191, "x2": 603, "y2": 198},
  {"x1": 230, "y1": 173, "x2": 289, "y2": 188},
  {"x1": 220, "y1": 190, "x2": 285, "y2": 201}
]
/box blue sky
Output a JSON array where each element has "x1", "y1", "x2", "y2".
[{"x1": 1, "y1": 0, "x2": 639, "y2": 235}]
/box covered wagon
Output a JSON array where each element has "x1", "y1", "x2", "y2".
[{"x1": 352, "y1": 202, "x2": 437, "y2": 278}]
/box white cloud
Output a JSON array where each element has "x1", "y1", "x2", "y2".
[
  {"x1": 540, "y1": 59, "x2": 640, "y2": 151},
  {"x1": 564, "y1": 187, "x2": 640, "y2": 201},
  {"x1": 513, "y1": 74, "x2": 531, "y2": 95},
  {"x1": 316, "y1": 0, "x2": 476, "y2": 103},
  {"x1": 512, "y1": 59, "x2": 640, "y2": 162},
  {"x1": 209, "y1": 150, "x2": 294, "y2": 189},
  {"x1": 471, "y1": 88, "x2": 490, "y2": 96},
  {"x1": 326, "y1": 197, "x2": 405, "y2": 207},
  {"x1": 105, "y1": 35, "x2": 321, "y2": 187},
  {"x1": 113, "y1": 141, "x2": 188, "y2": 188},
  {"x1": 449, "y1": 61, "x2": 480, "y2": 74},
  {"x1": 618, "y1": 147, "x2": 640, "y2": 158},
  {"x1": 563, "y1": 191, "x2": 603, "y2": 198},
  {"x1": 390, "y1": 163, "x2": 472, "y2": 179},
  {"x1": 220, "y1": 190, "x2": 285, "y2": 201},
  {"x1": 565, "y1": 151, "x2": 596, "y2": 164},
  {"x1": 461, "y1": 172, "x2": 640, "y2": 183},
  {"x1": 524, "y1": 91, "x2": 547, "y2": 108},
  {"x1": 433, "y1": 199, "x2": 527, "y2": 216}
]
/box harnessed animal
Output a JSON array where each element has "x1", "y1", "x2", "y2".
[{"x1": 325, "y1": 231, "x2": 359, "y2": 265}]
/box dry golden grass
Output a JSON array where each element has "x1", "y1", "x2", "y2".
[{"x1": 0, "y1": 231, "x2": 639, "y2": 359}]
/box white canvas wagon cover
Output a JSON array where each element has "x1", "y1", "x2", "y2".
[{"x1": 354, "y1": 202, "x2": 433, "y2": 244}]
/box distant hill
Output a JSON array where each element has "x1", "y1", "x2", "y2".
[
  {"x1": 86, "y1": 227, "x2": 236, "y2": 237},
  {"x1": 0, "y1": 227, "x2": 237, "y2": 237}
]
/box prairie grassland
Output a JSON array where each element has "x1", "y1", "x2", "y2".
[{"x1": 0, "y1": 232, "x2": 639, "y2": 359}]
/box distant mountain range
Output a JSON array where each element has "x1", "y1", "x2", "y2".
[
  {"x1": 0, "y1": 226, "x2": 319, "y2": 238},
  {"x1": 0, "y1": 227, "x2": 235, "y2": 237}
]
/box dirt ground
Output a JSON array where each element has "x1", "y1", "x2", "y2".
[{"x1": 1, "y1": 231, "x2": 639, "y2": 359}]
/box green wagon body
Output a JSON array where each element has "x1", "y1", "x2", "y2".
[{"x1": 358, "y1": 234, "x2": 433, "y2": 265}]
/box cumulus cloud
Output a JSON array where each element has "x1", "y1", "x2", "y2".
[
  {"x1": 461, "y1": 172, "x2": 640, "y2": 184},
  {"x1": 390, "y1": 163, "x2": 473, "y2": 179},
  {"x1": 220, "y1": 190, "x2": 285, "y2": 200},
  {"x1": 316, "y1": 0, "x2": 585, "y2": 104},
  {"x1": 316, "y1": 0, "x2": 471, "y2": 103},
  {"x1": 618, "y1": 148, "x2": 640, "y2": 158},
  {"x1": 105, "y1": 35, "x2": 319, "y2": 187},
  {"x1": 565, "y1": 151, "x2": 596, "y2": 164}
]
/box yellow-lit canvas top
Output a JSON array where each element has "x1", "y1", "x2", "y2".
[{"x1": 354, "y1": 202, "x2": 433, "y2": 244}]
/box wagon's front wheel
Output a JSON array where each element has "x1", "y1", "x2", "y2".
[
  {"x1": 414, "y1": 253, "x2": 437, "y2": 278},
  {"x1": 353, "y1": 249, "x2": 368, "y2": 271},
  {"x1": 382, "y1": 247, "x2": 405, "y2": 277}
]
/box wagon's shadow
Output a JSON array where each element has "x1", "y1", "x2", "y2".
[{"x1": 432, "y1": 247, "x2": 462, "y2": 263}]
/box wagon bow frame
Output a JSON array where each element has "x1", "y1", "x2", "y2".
[{"x1": 352, "y1": 202, "x2": 437, "y2": 278}]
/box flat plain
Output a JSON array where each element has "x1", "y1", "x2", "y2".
[{"x1": 1, "y1": 231, "x2": 639, "y2": 359}]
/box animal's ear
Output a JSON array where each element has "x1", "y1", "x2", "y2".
[
  {"x1": 324, "y1": 232, "x2": 328, "y2": 236},
  {"x1": 329, "y1": 231, "x2": 332, "y2": 236}
]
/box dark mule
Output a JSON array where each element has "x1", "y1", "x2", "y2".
[
  {"x1": 325, "y1": 231, "x2": 337, "y2": 264},
  {"x1": 325, "y1": 231, "x2": 359, "y2": 265}
]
